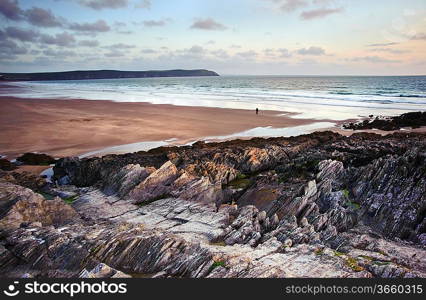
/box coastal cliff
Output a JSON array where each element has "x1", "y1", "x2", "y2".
[
  {"x1": 0, "y1": 131, "x2": 425, "y2": 278},
  {"x1": 0, "y1": 69, "x2": 219, "y2": 81}
]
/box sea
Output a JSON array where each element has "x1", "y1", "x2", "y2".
[{"x1": 4, "y1": 75, "x2": 426, "y2": 121}]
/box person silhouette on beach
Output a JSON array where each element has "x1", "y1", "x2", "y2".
[{"x1": 256, "y1": 108, "x2": 259, "y2": 115}]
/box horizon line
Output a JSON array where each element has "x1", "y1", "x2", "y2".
[{"x1": 1, "y1": 69, "x2": 426, "y2": 78}]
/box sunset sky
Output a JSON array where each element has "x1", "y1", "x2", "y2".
[{"x1": 1, "y1": 0, "x2": 425, "y2": 75}]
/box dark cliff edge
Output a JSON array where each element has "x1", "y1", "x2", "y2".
[
  {"x1": 343, "y1": 111, "x2": 426, "y2": 131},
  {"x1": 0, "y1": 69, "x2": 219, "y2": 81}
]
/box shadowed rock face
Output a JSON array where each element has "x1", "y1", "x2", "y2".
[
  {"x1": 1, "y1": 131, "x2": 425, "y2": 278},
  {"x1": 16, "y1": 153, "x2": 56, "y2": 166},
  {"x1": 343, "y1": 112, "x2": 426, "y2": 131},
  {"x1": 0, "y1": 159, "x2": 16, "y2": 171}
]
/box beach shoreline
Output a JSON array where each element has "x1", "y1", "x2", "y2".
[
  {"x1": 0, "y1": 95, "x2": 335, "y2": 158},
  {"x1": 2, "y1": 80, "x2": 425, "y2": 160}
]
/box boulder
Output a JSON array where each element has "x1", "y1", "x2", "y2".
[
  {"x1": 130, "y1": 161, "x2": 178, "y2": 204},
  {"x1": 16, "y1": 153, "x2": 56, "y2": 165},
  {"x1": 0, "y1": 159, "x2": 16, "y2": 171},
  {"x1": 0, "y1": 182, "x2": 80, "y2": 229},
  {"x1": 79, "y1": 263, "x2": 131, "y2": 278}
]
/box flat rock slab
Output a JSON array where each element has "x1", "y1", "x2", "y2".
[
  {"x1": 73, "y1": 189, "x2": 140, "y2": 221},
  {"x1": 72, "y1": 189, "x2": 230, "y2": 242}
]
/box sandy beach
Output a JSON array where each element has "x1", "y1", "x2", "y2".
[{"x1": 0, "y1": 96, "x2": 327, "y2": 158}]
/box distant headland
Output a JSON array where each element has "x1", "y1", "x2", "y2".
[{"x1": 0, "y1": 69, "x2": 219, "y2": 81}]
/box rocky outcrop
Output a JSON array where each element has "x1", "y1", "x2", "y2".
[
  {"x1": 130, "y1": 161, "x2": 178, "y2": 204},
  {"x1": 1, "y1": 170, "x2": 46, "y2": 192},
  {"x1": 16, "y1": 153, "x2": 56, "y2": 165},
  {"x1": 0, "y1": 182, "x2": 79, "y2": 229},
  {"x1": 1, "y1": 131, "x2": 425, "y2": 278},
  {"x1": 343, "y1": 111, "x2": 426, "y2": 131},
  {"x1": 348, "y1": 148, "x2": 426, "y2": 240},
  {"x1": 79, "y1": 263, "x2": 131, "y2": 278},
  {"x1": 102, "y1": 164, "x2": 155, "y2": 197},
  {"x1": 0, "y1": 159, "x2": 16, "y2": 171}
]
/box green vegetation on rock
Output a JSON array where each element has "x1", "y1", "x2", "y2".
[
  {"x1": 342, "y1": 189, "x2": 350, "y2": 198},
  {"x1": 345, "y1": 201, "x2": 361, "y2": 210},
  {"x1": 345, "y1": 256, "x2": 364, "y2": 272},
  {"x1": 209, "y1": 260, "x2": 226, "y2": 272},
  {"x1": 236, "y1": 173, "x2": 247, "y2": 180},
  {"x1": 275, "y1": 159, "x2": 320, "y2": 184},
  {"x1": 226, "y1": 173, "x2": 252, "y2": 189},
  {"x1": 39, "y1": 192, "x2": 56, "y2": 200},
  {"x1": 315, "y1": 249, "x2": 324, "y2": 255},
  {"x1": 63, "y1": 195, "x2": 78, "y2": 204}
]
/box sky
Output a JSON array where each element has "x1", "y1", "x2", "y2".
[{"x1": 0, "y1": 0, "x2": 425, "y2": 75}]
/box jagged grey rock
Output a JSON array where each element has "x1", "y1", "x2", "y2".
[{"x1": 1, "y1": 131, "x2": 425, "y2": 278}]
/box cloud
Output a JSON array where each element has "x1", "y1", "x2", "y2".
[
  {"x1": 0, "y1": 2, "x2": 65, "y2": 29},
  {"x1": 114, "y1": 21, "x2": 126, "y2": 27},
  {"x1": 133, "y1": 19, "x2": 172, "y2": 27},
  {"x1": 4, "y1": 26, "x2": 39, "y2": 42},
  {"x1": 104, "y1": 50, "x2": 126, "y2": 57},
  {"x1": 263, "y1": 48, "x2": 275, "y2": 56},
  {"x1": 297, "y1": 46, "x2": 325, "y2": 55},
  {"x1": 24, "y1": 7, "x2": 63, "y2": 27},
  {"x1": 267, "y1": 0, "x2": 344, "y2": 20},
  {"x1": 111, "y1": 21, "x2": 133, "y2": 34},
  {"x1": 300, "y1": 7, "x2": 343, "y2": 20},
  {"x1": 369, "y1": 48, "x2": 409, "y2": 54},
  {"x1": 236, "y1": 50, "x2": 258, "y2": 59},
  {"x1": 211, "y1": 49, "x2": 230, "y2": 59},
  {"x1": 105, "y1": 43, "x2": 135, "y2": 49},
  {"x1": 350, "y1": 56, "x2": 400, "y2": 63},
  {"x1": 69, "y1": 20, "x2": 110, "y2": 33},
  {"x1": 411, "y1": 33, "x2": 426, "y2": 40},
  {"x1": 278, "y1": 48, "x2": 291, "y2": 57},
  {"x1": 141, "y1": 48, "x2": 156, "y2": 54},
  {"x1": 40, "y1": 32, "x2": 76, "y2": 47},
  {"x1": 170, "y1": 45, "x2": 207, "y2": 60},
  {"x1": 312, "y1": 0, "x2": 339, "y2": 5},
  {"x1": 0, "y1": 39, "x2": 27, "y2": 60},
  {"x1": 0, "y1": 39, "x2": 26, "y2": 54},
  {"x1": 190, "y1": 18, "x2": 227, "y2": 31},
  {"x1": 187, "y1": 45, "x2": 205, "y2": 54},
  {"x1": 366, "y1": 42, "x2": 399, "y2": 47},
  {"x1": 43, "y1": 49, "x2": 77, "y2": 58},
  {"x1": 261, "y1": 48, "x2": 292, "y2": 59},
  {"x1": 117, "y1": 30, "x2": 133, "y2": 34},
  {"x1": 78, "y1": 39, "x2": 100, "y2": 47},
  {"x1": 136, "y1": 0, "x2": 151, "y2": 9},
  {"x1": 278, "y1": 0, "x2": 308, "y2": 12},
  {"x1": 77, "y1": 0, "x2": 129, "y2": 10},
  {"x1": 0, "y1": 0, "x2": 22, "y2": 21},
  {"x1": 143, "y1": 20, "x2": 166, "y2": 27}
]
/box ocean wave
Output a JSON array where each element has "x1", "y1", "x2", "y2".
[
  {"x1": 331, "y1": 92, "x2": 354, "y2": 95},
  {"x1": 396, "y1": 94, "x2": 426, "y2": 98},
  {"x1": 7, "y1": 76, "x2": 426, "y2": 120}
]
